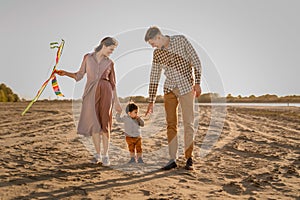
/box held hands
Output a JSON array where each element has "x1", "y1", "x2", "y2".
[
  {"x1": 145, "y1": 102, "x2": 154, "y2": 116},
  {"x1": 114, "y1": 102, "x2": 122, "y2": 114},
  {"x1": 193, "y1": 84, "x2": 202, "y2": 97}
]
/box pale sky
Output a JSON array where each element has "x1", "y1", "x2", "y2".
[{"x1": 0, "y1": 0, "x2": 299, "y2": 100}]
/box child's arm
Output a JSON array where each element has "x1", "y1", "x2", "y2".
[{"x1": 136, "y1": 116, "x2": 144, "y2": 127}]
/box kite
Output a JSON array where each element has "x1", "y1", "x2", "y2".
[{"x1": 21, "y1": 39, "x2": 65, "y2": 115}]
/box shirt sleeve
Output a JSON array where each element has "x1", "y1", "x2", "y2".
[
  {"x1": 74, "y1": 54, "x2": 88, "y2": 82},
  {"x1": 136, "y1": 117, "x2": 144, "y2": 127},
  {"x1": 183, "y1": 36, "x2": 202, "y2": 84},
  {"x1": 148, "y1": 49, "x2": 163, "y2": 103}
]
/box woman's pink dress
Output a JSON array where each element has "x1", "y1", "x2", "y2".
[{"x1": 75, "y1": 53, "x2": 116, "y2": 136}]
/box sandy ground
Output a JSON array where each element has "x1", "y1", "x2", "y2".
[{"x1": 0, "y1": 101, "x2": 299, "y2": 200}]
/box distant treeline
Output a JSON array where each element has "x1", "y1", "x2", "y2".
[
  {"x1": 224, "y1": 94, "x2": 300, "y2": 103},
  {"x1": 0, "y1": 83, "x2": 20, "y2": 102},
  {"x1": 1, "y1": 81, "x2": 299, "y2": 104},
  {"x1": 118, "y1": 93, "x2": 300, "y2": 103}
]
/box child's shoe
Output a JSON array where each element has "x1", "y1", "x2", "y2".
[
  {"x1": 128, "y1": 157, "x2": 136, "y2": 163},
  {"x1": 137, "y1": 157, "x2": 144, "y2": 163}
]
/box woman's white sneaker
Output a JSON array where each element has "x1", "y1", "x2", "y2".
[
  {"x1": 92, "y1": 154, "x2": 102, "y2": 164},
  {"x1": 102, "y1": 156, "x2": 110, "y2": 166}
]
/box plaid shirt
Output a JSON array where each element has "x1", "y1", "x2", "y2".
[{"x1": 148, "y1": 35, "x2": 202, "y2": 103}]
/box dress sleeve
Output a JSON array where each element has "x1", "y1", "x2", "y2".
[
  {"x1": 109, "y1": 62, "x2": 116, "y2": 90},
  {"x1": 74, "y1": 54, "x2": 88, "y2": 82}
]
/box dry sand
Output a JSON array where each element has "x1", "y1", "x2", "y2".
[{"x1": 0, "y1": 101, "x2": 299, "y2": 200}]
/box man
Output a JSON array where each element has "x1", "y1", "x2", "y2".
[{"x1": 144, "y1": 26, "x2": 202, "y2": 170}]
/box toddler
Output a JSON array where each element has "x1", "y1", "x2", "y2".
[{"x1": 116, "y1": 103, "x2": 144, "y2": 163}]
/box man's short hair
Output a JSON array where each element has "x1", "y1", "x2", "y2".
[{"x1": 144, "y1": 26, "x2": 161, "y2": 42}]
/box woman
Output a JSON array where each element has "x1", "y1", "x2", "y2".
[{"x1": 56, "y1": 37, "x2": 122, "y2": 166}]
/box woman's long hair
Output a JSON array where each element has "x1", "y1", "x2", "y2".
[{"x1": 95, "y1": 37, "x2": 118, "y2": 52}]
